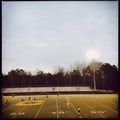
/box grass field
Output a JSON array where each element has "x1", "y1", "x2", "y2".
[{"x1": 2, "y1": 94, "x2": 118, "y2": 119}]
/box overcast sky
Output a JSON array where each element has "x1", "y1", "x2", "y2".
[{"x1": 2, "y1": 1, "x2": 118, "y2": 74}]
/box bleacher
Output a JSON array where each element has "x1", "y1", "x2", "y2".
[{"x1": 2, "y1": 86, "x2": 92, "y2": 95}]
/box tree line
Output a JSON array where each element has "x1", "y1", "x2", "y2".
[{"x1": 2, "y1": 60, "x2": 118, "y2": 92}]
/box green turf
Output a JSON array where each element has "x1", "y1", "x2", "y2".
[{"x1": 2, "y1": 94, "x2": 118, "y2": 119}]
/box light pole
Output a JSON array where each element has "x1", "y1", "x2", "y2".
[
  {"x1": 86, "y1": 50, "x2": 99, "y2": 90},
  {"x1": 92, "y1": 60, "x2": 96, "y2": 90}
]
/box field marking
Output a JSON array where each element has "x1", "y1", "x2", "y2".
[
  {"x1": 16, "y1": 100, "x2": 43, "y2": 106},
  {"x1": 90, "y1": 96, "x2": 118, "y2": 113},
  {"x1": 93, "y1": 100, "x2": 118, "y2": 113},
  {"x1": 2, "y1": 104, "x2": 16, "y2": 112},
  {"x1": 66, "y1": 97, "x2": 78, "y2": 113},
  {"x1": 2, "y1": 97, "x2": 26, "y2": 112},
  {"x1": 102, "y1": 97, "x2": 118, "y2": 106},
  {"x1": 12, "y1": 106, "x2": 27, "y2": 118},
  {"x1": 65, "y1": 96, "x2": 81, "y2": 118},
  {"x1": 56, "y1": 98, "x2": 59, "y2": 118},
  {"x1": 83, "y1": 101, "x2": 105, "y2": 118},
  {"x1": 34, "y1": 98, "x2": 46, "y2": 119},
  {"x1": 90, "y1": 95, "x2": 118, "y2": 106},
  {"x1": 67, "y1": 96, "x2": 105, "y2": 118}
]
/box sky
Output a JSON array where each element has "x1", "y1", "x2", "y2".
[{"x1": 2, "y1": 1, "x2": 118, "y2": 74}]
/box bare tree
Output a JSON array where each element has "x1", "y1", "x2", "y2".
[
  {"x1": 71, "y1": 60, "x2": 87, "y2": 74},
  {"x1": 54, "y1": 65, "x2": 65, "y2": 74}
]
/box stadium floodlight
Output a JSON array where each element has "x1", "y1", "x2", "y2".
[
  {"x1": 86, "y1": 50, "x2": 99, "y2": 60},
  {"x1": 86, "y1": 50, "x2": 99, "y2": 90}
]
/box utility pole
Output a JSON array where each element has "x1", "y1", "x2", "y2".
[{"x1": 93, "y1": 67, "x2": 96, "y2": 90}]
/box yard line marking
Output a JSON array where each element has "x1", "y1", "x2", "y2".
[
  {"x1": 65, "y1": 97, "x2": 77, "y2": 113},
  {"x1": 102, "y1": 97, "x2": 118, "y2": 106},
  {"x1": 67, "y1": 96, "x2": 105, "y2": 119},
  {"x1": 56, "y1": 98, "x2": 59, "y2": 118},
  {"x1": 65, "y1": 96, "x2": 81, "y2": 118},
  {"x1": 12, "y1": 106, "x2": 27, "y2": 118},
  {"x1": 90, "y1": 96, "x2": 118, "y2": 113},
  {"x1": 83, "y1": 101, "x2": 105, "y2": 118},
  {"x1": 94, "y1": 100, "x2": 118, "y2": 113},
  {"x1": 91, "y1": 95, "x2": 118, "y2": 106},
  {"x1": 34, "y1": 98, "x2": 46, "y2": 119},
  {"x1": 2, "y1": 104, "x2": 16, "y2": 112}
]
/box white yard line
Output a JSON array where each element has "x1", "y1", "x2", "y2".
[
  {"x1": 2, "y1": 104, "x2": 16, "y2": 112},
  {"x1": 89, "y1": 96, "x2": 118, "y2": 113},
  {"x1": 71, "y1": 103, "x2": 78, "y2": 114},
  {"x1": 12, "y1": 106, "x2": 27, "y2": 119},
  {"x1": 102, "y1": 98, "x2": 118, "y2": 106},
  {"x1": 69, "y1": 102, "x2": 78, "y2": 114},
  {"x1": 66, "y1": 96, "x2": 105, "y2": 118},
  {"x1": 93, "y1": 100, "x2": 118, "y2": 113},
  {"x1": 91, "y1": 96, "x2": 118, "y2": 106},
  {"x1": 56, "y1": 98, "x2": 59, "y2": 118},
  {"x1": 34, "y1": 98, "x2": 46, "y2": 119},
  {"x1": 65, "y1": 96, "x2": 81, "y2": 118},
  {"x1": 83, "y1": 101, "x2": 105, "y2": 118}
]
